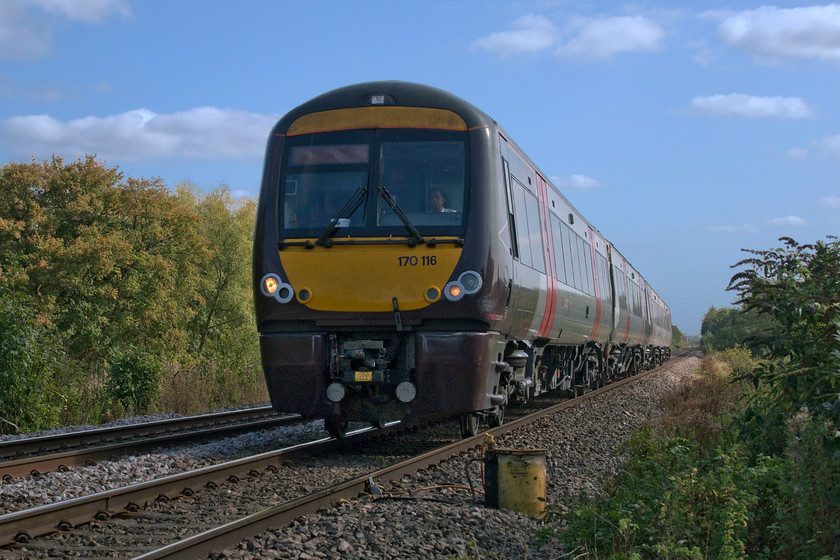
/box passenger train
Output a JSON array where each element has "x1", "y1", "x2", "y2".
[{"x1": 253, "y1": 81, "x2": 672, "y2": 438}]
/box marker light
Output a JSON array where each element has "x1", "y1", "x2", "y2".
[
  {"x1": 264, "y1": 276, "x2": 279, "y2": 295},
  {"x1": 444, "y1": 282, "x2": 463, "y2": 301},
  {"x1": 260, "y1": 273, "x2": 294, "y2": 303},
  {"x1": 443, "y1": 270, "x2": 483, "y2": 302}
]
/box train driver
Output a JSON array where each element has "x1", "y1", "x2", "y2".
[{"x1": 429, "y1": 188, "x2": 456, "y2": 213}]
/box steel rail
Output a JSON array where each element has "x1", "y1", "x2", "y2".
[
  {"x1": 0, "y1": 421, "x2": 404, "y2": 547},
  {"x1": 0, "y1": 405, "x2": 280, "y2": 460},
  {"x1": 1, "y1": 415, "x2": 300, "y2": 480},
  {"x1": 134, "y1": 359, "x2": 682, "y2": 560}
]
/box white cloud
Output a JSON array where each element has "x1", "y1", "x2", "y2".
[
  {"x1": 552, "y1": 174, "x2": 603, "y2": 190},
  {"x1": 0, "y1": 0, "x2": 130, "y2": 59},
  {"x1": 710, "y1": 214, "x2": 808, "y2": 234},
  {"x1": 0, "y1": 107, "x2": 280, "y2": 162},
  {"x1": 717, "y1": 5, "x2": 840, "y2": 64},
  {"x1": 690, "y1": 94, "x2": 814, "y2": 119},
  {"x1": 0, "y1": 2, "x2": 52, "y2": 59},
  {"x1": 767, "y1": 215, "x2": 808, "y2": 227},
  {"x1": 787, "y1": 133, "x2": 840, "y2": 159},
  {"x1": 815, "y1": 134, "x2": 840, "y2": 157},
  {"x1": 555, "y1": 15, "x2": 666, "y2": 60},
  {"x1": 820, "y1": 195, "x2": 840, "y2": 208},
  {"x1": 785, "y1": 147, "x2": 808, "y2": 159},
  {"x1": 767, "y1": 215, "x2": 807, "y2": 228},
  {"x1": 28, "y1": 0, "x2": 131, "y2": 23},
  {"x1": 709, "y1": 223, "x2": 760, "y2": 234},
  {"x1": 471, "y1": 14, "x2": 558, "y2": 57},
  {"x1": 472, "y1": 13, "x2": 665, "y2": 60}
]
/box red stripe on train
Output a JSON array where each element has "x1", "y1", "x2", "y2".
[
  {"x1": 588, "y1": 229, "x2": 602, "y2": 340},
  {"x1": 537, "y1": 176, "x2": 556, "y2": 338}
]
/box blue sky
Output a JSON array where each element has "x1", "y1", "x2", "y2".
[{"x1": 1, "y1": 0, "x2": 838, "y2": 335}]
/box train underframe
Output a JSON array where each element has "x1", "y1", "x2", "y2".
[{"x1": 260, "y1": 330, "x2": 671, "y2": 438}]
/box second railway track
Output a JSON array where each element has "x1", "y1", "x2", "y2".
[{"x1": 0, "y1": 407, "x2": 299, "y2": 480}]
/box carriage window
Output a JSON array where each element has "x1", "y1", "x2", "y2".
[
  {"x1": 597, "y1": 254, "x2": 611, "y2": 303},
  {"x1": 513, "y1": 184, "x2": 532, "y2": 268},
  {"x1": 561, "y1": 222, "x2": 578, "y2": 290},
  {"x1": 551, "y1": 217, "x2": 566, "y2": 285},
  {"x1": 579, "y1": 238, "x2": 593, "y2": 296},
  {"x1": 523, "y1": 190, "x2": 545, "y2": 273},
  {"x1": 616, "y1": 268, "x2": 628, "y2": 310}
]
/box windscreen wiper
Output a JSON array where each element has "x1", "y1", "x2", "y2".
[
  {"x1": 314, "y1": 185, "x2": 367, "y2": 247},
  {"x1": 378, "y1": 185, "x2": 425, "y2": 246}
]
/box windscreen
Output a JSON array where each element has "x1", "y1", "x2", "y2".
[{"x1": 280, "y1": 129, "x2": 468, "y2": 239}]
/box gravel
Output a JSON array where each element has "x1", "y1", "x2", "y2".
[
  {"x1": 214, "y1": 357, "x2": 698, "y2": 560},
  {"x1": 0, "y1": 357, "x2": 698, "y2": 559}
]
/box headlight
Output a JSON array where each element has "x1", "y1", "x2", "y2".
[{"x1": 458, "y1": 270, "x2": 483, "y2": 294}]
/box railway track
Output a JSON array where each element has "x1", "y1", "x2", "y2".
[
  {"x1": 0, "y1": 406, "x2": 298, "y2": 480},
  {"x1": 0, "y1": 356, "x2": 693, "y2": 559}
]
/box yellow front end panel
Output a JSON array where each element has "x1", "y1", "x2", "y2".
[
  {"x1": 280, "y1": 239, "x2": 463, "y2": 312},
  {"x1": 285, "y1": 107, "x2": 467, "y2": 136}
]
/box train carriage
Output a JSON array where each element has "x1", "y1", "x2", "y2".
[{"x1": 253, "y1": 81, "x2": 671, "y2": 437}]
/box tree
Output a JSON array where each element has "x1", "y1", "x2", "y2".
[
  {"x1": 671, "y1": 324, "x2": 685, "y2": 348},
  {"x1": 0, "y1": 290, "x2": 59, "y2": 432},
  {"x1": 0, "y1": 156, "x2": 264, "y2": 425},
  {"x1": 176, "y1": 182, "x2": 257, "y2": 362},
  {"x1": 727, "y1": 236, "x2": 840, "y2": 419},
  {"x1": 0, "y1": 156, "x2": 203, "y2": 364},
  {"x1": 700, "y1": 305, "x2": 776, "y2": 354}
]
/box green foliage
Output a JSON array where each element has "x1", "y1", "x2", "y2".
[
  {"x1": 542, "y1": 236, "x2": 840, "y2": 560},
  {"x1": 175, "y1": 182, "x2": 259, "y2": 369},
  {"x1": 541, "y1": 350, "x2": 839, "y2": 558},
  {"x1": 671, "y1": 324, "x2": 685, "y2": 348},
  {"x1": 0, "y1": 290, "x2": 60, "y2": 432},
  {"x1": 106, "y1": 346, "x2": 162, "y2": 415},
  {"x1": 545, "y1": 427, "x2": 759, "y2": 560},
  {"x1": 0, "y1": 156, "x2": 264, "y2": 432},
  {"x1": 700, "y1": 305, "x2": 776, "y2": 354},
  {"x1": 727, "y1": 236, "x2": 840, "y2": 422}
]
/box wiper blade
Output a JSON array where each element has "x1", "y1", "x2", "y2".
[
  {"x1": 315, "y1": 185, "x2": 367, "y2": 247},
  {"x1": 379, "y1": 185, "x2": 425, "y2": 246}
]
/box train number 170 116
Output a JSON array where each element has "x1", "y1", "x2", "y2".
[{"x1": 398, "y1": 255, "x2": 437, "y2": 267}]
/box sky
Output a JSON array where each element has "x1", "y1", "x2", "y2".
[{"x1": 1, "y1": 0, "x2": 838, "y2": 335}]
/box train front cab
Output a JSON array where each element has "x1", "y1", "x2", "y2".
[{"x1": 253, "y1": 83, "x2": 511, "y2": 437}]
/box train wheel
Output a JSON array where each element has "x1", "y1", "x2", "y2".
[
  {"x1": 370, "y1": 420, "x2": 385, "y2": 429},
  {"x1": 459, "y1": 413, "x2": 480, "y2": 438},
  {"x1": 324, "y1": 418, "x2": 349, "y2": 438},
  {"x1": 487, "y1": 405, "x2": 505, "y2": 428}
]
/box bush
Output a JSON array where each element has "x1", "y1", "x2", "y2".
[
  {"x1": 0, "y1": 290, "x2": 60, "y2": 433},
  {"x1": 540, "y1": 344, "x2": 838, "y2": 559},
  {"x1": 106, "y1": 346, "x2": 163, "y2": 415},
  {"x1": 543, "y1": 426, "x2": 759, "y2": 560},
  {"x1": 155, "y1": 357, "x2": 267, "y2": 416}
]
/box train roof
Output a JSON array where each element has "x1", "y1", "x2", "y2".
[{"x1": 272, "y1": 80, "x2": 497, "y2": 134}]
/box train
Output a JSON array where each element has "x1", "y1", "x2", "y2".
[{"x1": 253, "y1": 81, "x2": 672, "y2": 438}]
